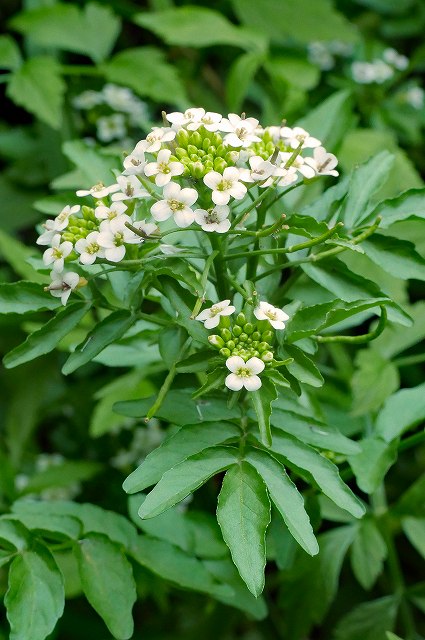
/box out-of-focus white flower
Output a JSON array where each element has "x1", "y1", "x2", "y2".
[
  {"x1": 404, "y1": 86, "x2": 424, "y2": 109},
  {"x1": 53, "y1": 205, "x2": 80, "y2": 231},
  {"x1": 383, "y1": 48, "x2": 409, "y2": 71},
  {"x1": 194, "y1": 205, "x2": 231, "y2": 233},
  {"x1": 304, "y1": 147, "x2": 339, "y2": 177},
  {"x1": 75, "y1": 231, "x2": 105, "y2": 265},
  {"x1": 97, "y1": 215, "x2": 140, "y2": 262},
  {"x1": 45, "y1": 270, "x2": 80, "y2": 305},
  {"x1": 72, "y1": 90, "x2": 104, "y2": 110},
  {"x1": 95, "y1": 201, "x2": 127, "y2": 221},
  {"x1": 351, "y1": 60, "x2": 393, "y2": 84},
  {"x1": 166, "y1": 108, "x2": 205, "y2": 127},
  {"x1": 280, "y1": 126, "x2": 321, "y2": 149},
  {"x1": 196, "y1": 300, "x2": 235, "y2": 329},
  {"x1": 144, "y1": 149, "x2": 185, "y2": 187},
  {"x1": 220, "y1": 113, "x2": 261, "y2": 147},
  {"x1": 279, "y1": 152, "x2": 316, "y2": 179},
  {"x1": 123, "y1": 150, "x2": 146, "y2": 176},
  {"x1": 151, "y1": 182, "x2": 198, "y2": 228},
  {"x1": 37, "y1": 219, "x2": 57, "y2": 246},
  {"x1": 43, "y1": 235, "x2": 73, "y2": 272},
  {"x1": 76, "y1": 183, "x2": 120, "y2": 199},
  {"x1": 102, "y1": 84, "x2": 136, "y2": 111},
  {"x1": 308, "y1": 42, "x2": 335, "y2": 70},
  {"x1": 136, "y1": 127, "x2": 176, "y2": 153},
  {"x1": 225, "y1": 356, "x2": 264, "y2": 391},
  {"x1": 254, "y1": 301, "x2": 289, "y2": 329},
  {"x1": 111, "y1": 175, "x2": 149, "y2": 201},
  {"x1": 97, "y1": 114, "x2": 127, "y2": 142},
  {"x1": 203, "y1": 167, "x2": 247, "y2": 205}
]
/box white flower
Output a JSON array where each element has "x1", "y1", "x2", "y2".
[
  {"x1": 72, "y1": 90, "x2": 104, "y2": 110},
  {"x1": 220, "y1": 113, "x2": 261, "y2": 148},
  {"x1": 225, "y1": 356, "x2": 265, "y2": 392},
  {"x1": 46, "y1": 270, "x2": 80, "y2": 305},
  {"x1": 123, "y1": 150, "x2": 146, "y2": 175},
  {"x1": 308, "y1": 41, "x2": 335, "y2": 71},
  {"x1": 351, "y1": 60, "x2": 393, "y2": 84},
  {"x1": 135, "y1": 127, "x2": 176, "y2": 153},
  {"x1": 195, "y1": 300, "x2": 235, "y2": 329},
  {"x1": 404, "y1": 86, "x2": 424, "y2": 109},
  {"x1": 383, "y1": 48, "x2": 408, "y2": 71},
  {"x1": 97, "y1": 114, "x2": 126, "y2": 142},
  {"x1": 53, "y1": 205, "x2": 80, "y2": 231},
  {"x1": 150, "y1": 182, "x2": 198, "y2": 228},
  {"x1": 203, "y1": 167, "x2": 247, "y2": 205},
  {"x1": 166, "y1": 108, "x2": 205, "y2": 127},
  {"x1": 102, "y1": 84, "x2": 136, "y2": 111},
  {"x1": 304, "y1": 147, "x2": 339, "y2": 177},
  {"x1": 75, "y1": 231, "x2": 105, "y2": 265},
  {"x1": 194, "y1": 205, "x2": 231, "y2": 233},
  {"x1": 144, "y1": 149, "x2": 184, "y2": 187},
  {"x1": 97, "y1": 215, "x2": 141, "y2": 262},
  {"x1": 95, "y1": 201, "x2": 127, "y2": 221},
  {"x1": 130, "y1": 219, "x2": 158, "y2": 238},
  {"x1": 37, "y1": 219, "x2": 57, "y2": 246},
  {"x1": 254, "y1": 301, "x2": 289, "y2": 330},
  {"x1": 273, "y1": 166, "x2": 298, "y2": 187},
  {"x1": 241, "y1": 156, "x2": 277, "y2": 183},
  {"x1": 111, "y1": 175, "x2": 149, "y2": 201},
  {"x1": 279, "y1": 152, "x2": 316, "y2": 179},
  {"x1": 280, "y1": 126, "x2": 321, "y2": 149},
  {"x1": 187, "y1": 111, "x2": 222, "y2": 131},
  {"x1": 76, "y1": 183, "x2": 120, "y2": 199},
  {"x1": 43, "y1": 235, "x2": 73, "y2": 272}
]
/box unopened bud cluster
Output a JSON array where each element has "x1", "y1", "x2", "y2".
[
  {"x1": 171, "y1": 128, "x2": 239, "y2": 179},
  {"x1": 208, "y1": 313, "x2": 275, "y2": 365}
]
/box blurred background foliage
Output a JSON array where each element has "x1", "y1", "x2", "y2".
[{"x1": 0, "y1": 0, "x2": 425, "y2": 638}]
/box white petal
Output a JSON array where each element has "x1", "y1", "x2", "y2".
[
  {"x1": 226, "y1": 356, "x2": 245, "y2": 373},
  {"x1": 212, "y1": 190, "x2": 230, "y2": 206},
  {"x1": 246, "y1": 357, "x2": 265, "y2": 375},
  {"x1": 106, "y1": 245, "x2": 126, "y2": 262},
  {"x1": 204, "y1": 316, "x2": 220, "y2": 329},
  {"x1": 174, "y1": 208, "x2": 195, "y2": 228},
  {"x1": 225, "y1": 373, "x2": 244, "y2": 391},
  {"x1": 220, "y1": 305, "x2": 235, "y2": 317},
  {"x1": 243, "y1": 375, "x2": 262, "y2": 391}
]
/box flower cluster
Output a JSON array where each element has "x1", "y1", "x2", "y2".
[
  {"x1": 351, "y1": 48, "x2": 409, "y2": 85},
  {"x1": 38, "y1": 107, "x2": 339, "y2": 304}
]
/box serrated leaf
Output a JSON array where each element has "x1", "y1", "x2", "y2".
[
  {"x1": 0, "y1": 281, "x2": 61, "y2": 314},
  {"x1": 334, "y1": 595, "x2": 399, "y2": 640},
  {"x1": 376, "y1": 382, "x2": 425, "y2": 442},
  {"x1": 7, "y1": 57, "x2": 65, "y2": 129},
  {"x1": 217, "y1": 462, "x2": 270, "y2": 596},
  {"x1": 246, "y1": 448, "x2": 318, "y2": 555},
  {"x1": 251, "y1": 377, "x2": 277, "y2": 447},
  {"x1": 350, "y1": 518, "x2": 387, "y2": 589},
  {"x1": 0, "y1": 35, "x2": 21, "y2": 70},
  {"x1": 75, "y1": 533, "x2": 136, "y2": 640},
  {"x1": 5, "y1": 543, "x2": 64, "y2": 640},
  {"x1": 402, "y1": 517, "x2": 425, "y2": 559},
  {"x1": 348, "y1": 436, "x2": 398, "y2": 494},
  {"x1": 139, "y1": 447, "x2": 238, "y2": 519},
  {"x1": 124, "y1": 422, "x2": 239, "y2": 494},
  {"x1": 351, "y1": 350, "x2": 399, "y2": 416}
]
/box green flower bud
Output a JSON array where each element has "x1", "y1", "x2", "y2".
[
  {"x1": 211, "y1": 133, "x2": 222, "y2": 147},
  {"x1": 227, "y1": 151, "x2": 240, "y2": 164},
  {"x1": 252, "y1": 331, "x2": 261, "y2": 341},
  {"x1": 187, "y1": 144, "x2": 198, "y2": 156},
  {"x1": 68, "y1": 226, "x2": 81, "y2": 235},
  {"x1": 232, "y1": 325, "x2": 242, "y2": 337},
  {"x1": 220, "y1": 347, "x2": 231, "y2": 358},
  {"x1": 202, "y1": 138, "x2": 211, "y2": 151},
  {"x1": 87, "y1": 221, "x2": 98, "y2": 230},
  {"x1": 214, "y1": 158, "x2": 227, "y2": 173},
  {"x1": 62, "y1": 232, "x2": 74, "y2": 242},
  {"x1": 251, "y1": 340, "x2": 259, "y2": 348},
  {"x1": 220, "y1": 328, "x2": 232, "y2": 342},
  {"x1": 208, "y1": 146, "x2": 217, "y2": 156},
  {"x1": 236, "y1": 313, "x2": 246, "y2": 326},
  {"x1": 190, "y1": 131, "x2": 202, "y2": 147},
  {"x1": 261, "y1": 351, "x2": 274, "y2": 362},
  {"x1": 227, "y1": 340, "x2": 236, "y2": 350},
  {"x1": 258, "y1": 342, "x2": 269, "y2": 352},
  {"x1": 192, "y1": 162, "x2": 204, "y2": 179},
  {"x1": 239, "y1": 333, "x2": 248, "y2": 342},
  {"x1": 247, "y1": 338, "x2": 252, "y2": 344},
  {"x1": 190, "y1": 154, "x2": 199, "y2": 162},
  {"x1": 177, "y1": 129, "x2": 190, "y2": 146},
  {"x1": 252, "y1": 350, "x2": 260, "y2": 358},
  {"x1": 204, "y1": 154, "x2": 214, "y2": 164},
  {"x1": 244, "y1": 323, "x2": 254, "y2": 335},
  {"x1": 261, "y1": 330, "x2": 274, "y2": 343},
  {"x1": 197, "y1": 149, "x2": 205, "y2": 157},
  {"x1": 82, "y1": 205, "x2": 95, "y2": 221},
  {"x1": 175, "y1": 147, "x2": 188, "y2": 159},
  {"x1": 208, "y1": 335, "x2": 224, "y2": 349},
  {"x1": 216, "y1": 144, "x2": 226, "y2": 156}
]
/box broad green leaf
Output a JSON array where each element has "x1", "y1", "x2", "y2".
[
  {"x1": 5, "y1": 543, "x2": 64, "y2": 640},
  {"x1": 192, "y1": 367, "x2": 227, "y2": 399},
  {"x1": 402, "y1": 517, "x2": 425, "y2": 559},
  {"x1": 362, "y1": 235, "x2": 425, "y2": 280},
  {"x1": 334, "y1": 595, "x2": 399, "y2": 640},
  {"x1": 351, "y1": 350, "x2": 399, "y2": 416},
  {"x1": 348, "y1": 437, "x2": 398, "y2": 494},
  {"x1": 62, "y1": 310, "x2": 134, "y2": 375},
  {"x1": 185, "y1": 512, "x2": 228, "y2": 559},
  {"x1": 0, "y1": 229, "x2": 46, "y2": 283},
  {"x1": 226, "y1": 51, "x2": 264, "y2": 112},
  {"x1": 217, "y1": 462, "x2": 270, "y2": 596},
  {"x1": 124, "y1": 422, "x2": 239, "y2": 494},
  {"x1": 161, "y1": 277, "x2": 210, "y2": 344},
  {"x1": 18, "y1": 461, "x2": 102, "y2": 495},
  {"x1": 0, "y1": 35, "x2": 21, "y2": 70},
  {"x1": 270, "y1": 433, "x2": 365, "y2": 517},
  {"x1": 0, "y1": 519, "x2": 30, "y2": 551},
  {"x1": 278, "y1": 343, "x2": 324, "y2": 387},
  {"x1": 128, "y1": 495, "x2": 191, "y2": 552},
  {"x1": 297, "y1": 90, "x2": 355, "y2": 150},
  {"x1": 374, "y1": 301, "x2": 425, "y2": 359},
  {"x1": 393, "y1": 474, "x2": 425, "y2": 518},
  {"x1": 102, "y1": 47, "x2": 187, "y2": 107},
  {"x1": 265, "y1": 56, "x2": 319, "y2": 91},
  {"x1": 158, "y1": 325, "x2": 187, "y2": 368},
  {"x1": 350, "y1": 519, "x2": 387, "y2": 590},
  {"x1": 62, "y1": 140, "x2": 119, "y2": 186},
  {"x1": 75, "y1": 533, "x2": 136, "y2": 640},
  {"x1": 376, "y1": 382, "x2": 425, "y2": 442},
  {"x1": 246, "y1": 448, "x2": 318, "y2": 555},
  {"x1": 386, "y1": 634, "x2": 404, "y2": 640},
  {"x1": 365, "y1": 187, "x2": 425, "y2": 228},
  {"x1": 251, "y1": 377, "x2": 277, "y2": 447},
  {"x1": 7, "y1": 57, "x2": 65, "y2": 129},
  {"x1": 4, "y1": 301, "x2": 90, "y2": 368},
  {"x1": 139, "y1": 446, "x2": 238, "y2": 519},
  {"x1": 9, "y1": 513, "x2": 81, "y2": 541},
  {"x1": 0, "y1": 281, "x2": 60, "y2": 314}
]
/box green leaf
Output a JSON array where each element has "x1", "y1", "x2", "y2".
[
  {"x1": 75, "y1": 533, "x2": 136, "y2": 640},
  {"x1": 0, "y1": 519, "x2": 30, "y2": 551},
  {"x1": 160, "y1": 277, "x2": 210, "y2": 344},
  {"x1": 9, "y1": 513, "x2": 81, "y2": 541},
  {"x1": 102, "y1": 47, "x2": 187, "y2": 107},
  {"x1": 5, "y1": 543, "x2": 64, "y2": 640},
  {"x1": 297, "y1": 90, "x2": 355, "y2": 150},
  {"x1": 334, "y1": 595, "x2": 399, "y2": 640},
  {"x1": 11, "y1": 3, "x2": 120, "y2": 63},
  {"x1": 376, "y1": 382, "x2": 425, "y2": 442},
  {"x1": 348, "y1": 437, "x2": 398, "y2": 494},
  {"x1": 139, "y1": 446, "x2": 238, "y2": 519},
  {"x1": 402, "y1": 517, "x2": 425, "y2": 559},
  {"x1": 0, "y1": 281, "x2": 61, "y2": 314},
  {"x1": 278, "y1": 343, "x2": 324, "y2": 387},
  {"x1": 17, "y1": 461, "x2": 102, "y2": 495},
  {"x1": 351, "y1": 350, "x2": 399, "y2": 416},
  {"x1": 0, "y1": 229, "x2": 46, "y2": 283},
  {"x1": 192, "y1": 367, "x2": 227, "y2": 399},
  {"x1": 394, "y1": 474, "x2": 425, "y2": 518},
  {"x1": 386, "y1": 634, "x2": 404, "y2": 640},
  {"x1": 265, "y1": 56, "x2": 320, "y2": 91},
  {"x1": 62, "y1": 310, "x2": 134, "y2": 375},
  {"x1": 246, "y1": 448, "x2": 318, "y2": 555},
  {"x1": 158, "y1": 325, "x2": 187, "y2": 368},
  {"x1": 4, "y1": 301, "x2": 90, "y2": 368},
  {"x1": 350, "y1": 518, "x2": 387, "y2": 590},
  {"x1": 128, "y1": 495, "x2": 190, "y2": 552},
  {"x1": 123, "y1": 422, "x2": 239, "y2": 494},
  {"x1": 62, "y1": 140, "x2": 119, "y2": 186},
  {"x1": 365, "y1": 187, "x2": 425, "y2": 228},
  {"x1": 270, "y1": 432, "x2": 365, "y2": 518},
  {"x1": 217, "y1": 462, "x2": 270, "y2": 596},
  {"x1": 7, "y1": 57, "x2": 65, "y2": 129},
  {"x1": 226, "y1": 51, "x2": 264, "y2": 112},
  {"x1": 362, "y1": 234, "x2": 425, "y2": 280},
  {"x1": 251, "y1": 377, "x2": 277, "y2": 447},
  {"x1": 0, "y1": 35, "x2": 21, "y2": 70}
]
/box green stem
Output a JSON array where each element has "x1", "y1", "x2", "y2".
[
  {"x1": 208, "y1": 235, "x2": 229, "y2": 300},
  {"x1": 316, "y1": 306, "x2": 387, "y2": 344},
  {"x1": 60, "y1": 65, "x2": 102, "y2": 76},
  {"x1": 190, "y1": 250, "x2": 218, "y2": 318},
  {"x1": 394, "y1": 352, "x2": 425, "y2": 368},
  {"x1": 225, "y1": 273, "x2": 252, "y2": 302}
]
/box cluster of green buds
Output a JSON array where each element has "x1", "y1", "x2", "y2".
[
  {"x1": 61, "y1": 206, "x2": 99, "y2": 244},
  {"x1": 170, "y1": 127, "x2": 239, "y2": 179},
  {"x1": 208, "y1": 312, "x2": 275, "y2": 365}
]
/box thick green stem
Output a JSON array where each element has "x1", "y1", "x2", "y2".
[
  {"x1": 209, "y1": 235, "x2": 229, "y2": 300},
  {"x1": 317, "y1": 306, "x2": 387, "y2": 344}
]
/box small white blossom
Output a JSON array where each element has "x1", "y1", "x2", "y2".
[
  {"x1": 46, "y1": 270, "x2": 80, "y2": 305},
  {"x1": 150, "y1": 182, "x2": 198, "y2": 228},
  {"x1": 225, "y1": 356, "x2": 265, "y2": 392},
  {"x1": 111, "y1": 175, "x2": 149, "y2": 202},
  {"x1": 72, "y1": 90, "x2": 104, "y2": 110},
  {"x1": 308, "y1": 41, "x2": 335, "y2": 70},
  {"x1": 95, "y1": 201, "x2": 127, "y2": 221},
  {"x1": 351, "y1": 60, "x2": 393, "y2": 84},
  {"x1": 196, "y1": 300, "x2": 236, "y2": 329},
  {"x1": 102, "y1": 84, "x2": 136, "y2": 112},
  {"x1": 135, "y1": 127, "x2": 176, "y2": 153},
  {"x1": 254, "y1": 301, "x2": 289, "y2": 330},
  {"x1": 97, "y1": 114, "x2": 126, "y2": 143},
  {"x1": 304, "y1": 147, "x2": 339, "y2": 177},
  {"x1": 53, "y1": 205, "x2": 80, "y2": 231},
  {"x1": 241, "y1": 156, "x2": 277, "y2": 183},
  {"x1": 144, "y1": 149, "x2": 184, "y2": 187},
  {"x1": 273, "y1": 166, "x2": 298, "y2": 187},
  {"x1": 383, "y1": 48, "x2": 409, "y2": 71},
  {"x1": 97, "y1": 215, "x2": 140, "y2": 262},
  {"x1": 75, "y1": 231, "x2": 105, "y2": 265},
  {"x1": 279, "y1": 152, "x2": 316, "y2": 179},
  {"x1": 194, "y1": 205, "x2": 231, "y2": 233},
  {"x1": 404, "y1": 86, "x2": 425, "y2": 109},
  {"x1": 280, "y1": 126, "x2": 321, "y2": 150},
  {"x1": 166, "y1": 108, "x2": 205, "y2": 128},
  {"x1": 76, "y1": 183, "x2": 119, "y2": 199},
  {"x1": 220, "y1": 113, "x2": 261, "y2": 148},
  {"x1": 128, "y1": 219, "x2": 158, "y2": 241},
  {"x1": 123, "y1": 150, "x2": 146, "y2": 175},
  {"x1": 203, "y1": 167, "x2": 247, "y2": 205},
  {"x1": 43, "y1": 235, "x2": 73, "y2": 272},
  {"x1": 187, "y1": 111, "x2": 222, "y2": 132},
  {"x1": 37, "y1": 219, "x2": 57, "y2": 246}
]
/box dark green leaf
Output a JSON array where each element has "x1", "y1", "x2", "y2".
[
  {"x1": 362, "y1": 235, "x2": 425, "y2": 280},
  {"x1": 351, "y1": 350, "x2": 399, "y2": 416},
  {"x1": 62, "y1": 140, "x2": 119, "y2": 186},
  {"x1": 394, "y1": 474, "x2": 425, "y2": 518},
  {"x1": 160, "y1": 277, "x2": 210, "y2": 345},
  {"x1": 278, "y1": 344, "x2": 324, "y2": 387},
  {"x1": 297, "y1": 90, "x2": 355, "y2": 149},
  {"x1": 0, "y1": 229, "x2": 46, "y2": 283},
  {"x1": 334, "y1": 595, "x2": 399, "y2": 640},
  {"x1": 251, "y1": 377, "x2": 277, "y2": 447},
  {"x1": 376, "y1": 382, "x2": 425, "y2": 442},
  {"x1": 350, "y1": 518, "x2": 387, "y2": 590},
  {"x1": 226, "y1": 51, "x2": 264, "y2": 112},
  {"x1": 348, "y1": 437, "x2": 398, "y2": 494},
  {"x1": 365, "y1": 187, "x2": 425, "y2": 228},
  {"x1": 402, "y1": 517, "x2": 425, "y2": 559},
  {"x1": 0, "y1": 35, "x2": 21, "y2": 70},
  {"x1": 193, "y1": 367, "x2": 227, "y2": 399},
  {"x1": 0, "y1": 281, "x2": 61, "y2": 314}
]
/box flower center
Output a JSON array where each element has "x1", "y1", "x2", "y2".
[
  {"x1": 206, "y1": 212, "x2": 220, "y2": 224},
  {"x1": 87, "y1": 242, "x2": 100, "y2": 254},
  {"x1": 168, "y1": 199, "x2": 185, "y2": 212},
  {"x1": 217, "y1": 179, "x2": 232, "y2": 192},
  {"x1": 210, "y1": 304, "x2": 224, "y2": 317},
  {"x1": 158, "y1": 162, "x2": 170, "y2": 174},
  {"x1": 93, "y1": 182, "x2": 105, "y2": 193},
  {"x1": 266, "y1": 310, "x2": 277, "y2": 321},
  {"x1": 125, "y1": 184, "x2": 134, "y2": 196},
  {"x1": 113, "y1": 232, "x2": 124, "y2": 246},
  {"x1": 236, "y1": 367, "x2": 252, "y2": 378},
  {"x1": 53, "y1": 248, "x2": 63, "y2": 259},
  {"x1": 236, "y1": 127, "x2": 248, "y2": 139}
]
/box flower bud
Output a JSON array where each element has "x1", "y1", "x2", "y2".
[
  {"x1": 192, "y1": 162, "x2": 204, "y2": 179},
  {"x1": 227, "y1": 150, "x2": 239, "y2": 163},
  {"x1": 216, "y1": 144, "x2": 226, "y2": 156},
  {"x1": 69, "y1": 226, "x2": 81, "y2": 235},
  {"x1": 175, "y1": 147, "x2": 188, "y2": 159},
  {"x1": 252, "y1": 331, "x2": 261, "y2": 341},
  {"x1": 62, "y1": 232, "x2": 74, "y2": 242},
  {"x1": 258, "y1": 342, "x2": 269, "y2": 352},
  {"x1": 190, "y1": 131, "x2": 202, "y2": 147},
  {"x1": 208, "y1": 334, "x2": 224, "y2": 349},
  {"x1": 214, "y1": 158, "x2": 227, "y2": 173},
  {"x1": 212, "y1": 133, "x2": 222, "y2": 147},
  {"x1": 243, "y1": 323, "x2": 254, "y2": 335},
  {"x1": 177, "y1": 129, "x2": 190, "y2": 146},
  {"x1": 208, "y1": 146, "x2": 217, "y2": 156},
  {"x1": 239, "y1": 333, "x2": 248, "y2": 342},
  {"x1": 236, "y1": 313, "x2": 246, "y2": 326},
  {"x1": 220, "y1": 328, "x2": 232, "y2": 342},
  {"x1": 227, "y1": 340, "x2": 236, "y2": 350},
  {"x1": 202, "y1": 138, "x2": 211, "y2": 151},
  {"x1": 190, "y1": 154, "x2": 199, "y2": 162},
  {"x1": 261, "y1": 351, "x2": 274, "y2": 362},
  {"x1": 87, "y1": 221, "x2": 97, "y2": 230},
  {"x1": 261, "y1": 330, "x2": 274, "y2": 343},
  {"x1": 82, "y1": 205, "x2": 95, "y2": 221},
  {"x1": 220, "y1": 347, "x2": 231, "y2": 358},
  {"x1": 232, "y1": 325, "x2": 242, "y2": 337},
  {"x1": 187, "y1": 144, "x2": 198, "y2": 156}
]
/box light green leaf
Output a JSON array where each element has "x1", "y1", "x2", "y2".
[
  {"x1": 0, "y1": 229, "x2": 46, "y2": 283},
  {"x1": 386, "y1": 634, "x2": 404, "y2": 640},
  {"x1": 4, "y1": 301, "x2": 90, "y2": 369},
  {"x1": 139, "y1": 446, "x2": 238, "y2": 519},
  {"x1": 75, "y1": 533, "x2": 136, "y2": 640},
  {"x1": 0, "y1": 35, "x2": 21, "y2": 70},
  {"x1": 351, "y1": 350, "x2": 399, "y2": 416},
  {"x1": 278, "y1": 343, "x2": 324, "y2": 387},
  {"x1": 362, "y1": 234, "x2": 425, "y2": 280},
  {"x1": 402, "y1": 517, "x2": 425, "y2": 559},
  {"x1": 251, "y1": 377, "x2": 277, "y2": 447},
  {"x1": 128, "y1": 495, "x2": 190, "y2": 552},
  {"x1": 334, "y1": 595, "x2": 399, "y2": 640},
  {"x1": 0, "y1": 281, "x2": 61, "y2": 314},
  {"x1": 348, "y1": 437, "x2": 398, "y2": 494},
  {"x1": 226, "y1": 51, "x2": 264, "y2": 112},
  {"x1": 217, "y1": 462, "x2": 270, "y2": 596},
  {"x1": 246, "y1": 448, "x2": 318, "y2": 555},
  {"x1": 124, "y1": 422, "x2": 239, "y2": 494},
  {"x1": 265, "y1": 56, "x2": 319, "y2": 90},
  {"x1": 9, "y1": 513, "x2": 81, "y2": 541},
  {"x1": 297, "y1": 89, "x2": 355, "y2": 150},
  {"x1": 17, "y1": 461, "x2": 102, "y2": 495},
  {"x1": 161, "y1": 277, "x2": 210, "y2": 344},
  {"x1": 7, "y1": 57, "x2": 65, "y2": 129},
  {"x1": 0, "y1": 519, "x2": 30, "y2": 551},
  {"x1": 62, "y1": 310, "x2": 134, "y2": 375},
  {"x1": 158, "y1": 325, "x2": 187, "y2": 368},
  {"x1": 376, "y1": 382, "x2": 425, "y2": 442},
  {"x1": 366, "y1": 187, "x2": 425, "y2": 228},
  {"x1": 5, "y1": 543, "x2": 64, "y2": 640},
  {"x1": 350, "y1": 519, "x2": 387, "y2": 590},
  {"x1": 62, "y1": 140, "x2": 119, "y2": 186}
]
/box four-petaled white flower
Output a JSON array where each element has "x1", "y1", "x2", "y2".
[
  {"x1": 130, "y1": 219, "x2": 158, "y2": 239},
  {"x1": 280, "y1": 126, "x2": 321, "y2": 150},
  {"x1": 95, "y1": 201, "x2": 127, "y2": 221},
  {"x1": 187, "y1": 111, "x2": 222, "y2": 132},
  {"x1": 111, "y1": 175, "x2": 149, "y2": 202},
  {"x1": 37, "y1": 219, "x2": 57, "y2": 246},
  {"x1": 203, "y1": 167, "x2": 247, "y2": 205},
  {"x1": 135, "y1": 127, "x2": 176, "y2": 153},
  {"x1": 225, "y1": 356, "x2": 265, "y2": 392},
  {"x1": 194, "y1": 205, "x2": 231, "y2": 233},
  {"x1": 241, "y1": 156, "x2": 277, "y2": 183},
  {"x1": 304, "y1": 147, "x2": 339, "y2": 177},
  {"x1": 150, "y1": 182, "x2": 198, "y2": 228},
  {"x1": 46, "y1": 270, "x2": 80, "y2": 305},
  {"x1": 279, "y1": 152, "x2": 316, "y2": 179},
  {"x1": 43, "y1": 235, "x2": 73, "y2": 272},
  {"x1": 196, "y1": 300, "x2": 236, "y2": 329},
  {"x1": 75, "y1": 231, "x2": 105, "y2": 265},
  {"x1": 166, "y1": 108, "x2": 206, "y2": 128},
  {"x1": 220, "y1": 114, "x2": 261, "y2": 148},
  {"x1": 144, "y1": 149, "x2": 184, "y2": 187},
  {"x1": 53, "y1": 205, "x2": 80, "y2": 231},
  {"x1": 254, "y1": 301, "x2": 289, "y2": 330},
  {"x1": 97, "y1": 215, "x2": 141, "y2": 262},
  {"x1": 76, "y1": 182, "x2": 119, "y2": 199},
  {"x1": 123, "y1": 150, "x2": 146, "y2": 175}
]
